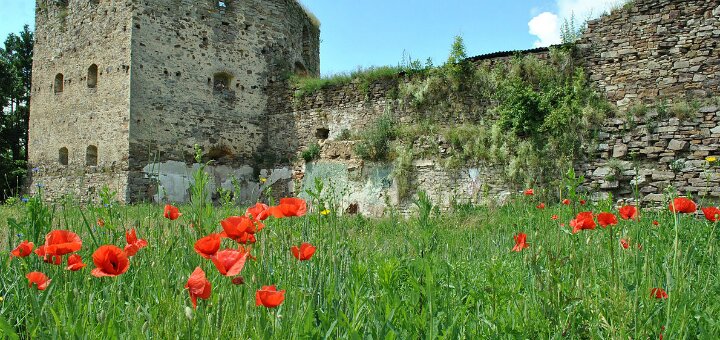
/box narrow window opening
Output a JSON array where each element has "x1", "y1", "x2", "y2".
[
  {"x1": 54, "y1": 73, "x2": 64, "y2": 94},
  {"x1": 213, "y1": 72, "x2": 232, "y2": 93},
  {"x1": 59, "y1": 147, "x2": 69, "y2": 165},
  {"x1": 86, "y1": 145, "x2": 98, "y2": 166},
  {"x1": 315, "y1": 128, "x2": 330, "y2": 140},
  {"x1": 87, "y1": 64, "x2": 98, "y2": 88}
]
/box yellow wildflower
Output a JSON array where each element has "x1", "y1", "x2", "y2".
[
  {"x1": 320, "y1": 209, "x2": 330, "y2": 216},
  {"x1": 0, "y1": 296, "x2": 4, "y2": 302},
  {"x1": 259, "y1": 177, "x2": 267, "y2": 184},
  {"x1": 706, "y1": 156, "x2": 717, "y2": 163}
]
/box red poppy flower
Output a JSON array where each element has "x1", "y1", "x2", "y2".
[
  {"x1": 195, "y1": 233, "x2": 222, "y2": 259},
  {"x1": 164, "y1": 204, "x2": 182, "y2": 220},
  {"x1": 221, "y1": 216, "x2": 256, "y2": 239},
  {"x1": 44, "y1": 230, "x2": 82, "y2": 256},
  {"x1": 185, "y1": 267, "x2": 212, "y2": 309},
  {"x1": 255, "y1": 285, "x2": 285, "y2": 308},
  {"x1": 91, "y1": 245, "x2": 130, "y2": 278},
  {"x1": 236, "y1": 232, "x2": 256, "y2": 244},
  {"x1": 620, "y1": 238, "x2": 630, "y2": 249},
  {"x1": 265, "y1": 198, "x2": 308, "y2": 218},
  {"x1": 34, "y1": 245, "x2": 62, "y2": 265},
  {"x1": 570, "y1": 212, "x2": 596, "y2": 234},
  {"x1": 523, "y1": 189, "x2": 534, "y2": 196},
  {"x1": 211, "y1": 249, "x2": 250, "y2": 276},
  {"x1": 536, "y1": 203, "x2": 545, "y2": 209},
  {"x1": 580, "y1": 200, "x2": 587, "y2": 205},
  {"x1": 669, "y1": 197, "x2": 696, "y2": 214},
  {"x1": 291, "y1": 243, "x2": 317, "y2": 260},
  {"x1": 26, "y1": 272, "x2": 51, "y2": 291},
  {"x1": 97, "y1": 218, "x2": 105, "y2": 227},
  {"x1": 124, "y1": 229, "x2": 148, "y2": 257},
  {"x1": 651, "y1": 288, "x2": 668, "y2": 299},
  {"x1": 618, "y1": 205, "x2": 638, "y2": 220},
  {"x1": 10, "y1": 240, "x2": 34, "y2": 258},
  {"x1": 597, "y1": 212, "x2": 618, "y2": 227},
  {"x1": 653, "y1": 220, "x2": 660, "y2": 226},
  {"x1": 245, "y1": 203, "x2": 270, "y2": 221},
  {"x1": 562, "y1": 199, "x2": 571, "y2": 205},
  {"x1": 66, "y1": 254, "x2": 87, "y2": 271},
  {"x1": 551, "y1": 214, "x2": 559, "y2": 221},
  {"x1": 701, "y1": 207, "x2": 720, "y2": 222},
  {"x1": 511, "y1": 233, "x2": 529, "y2": 252}
]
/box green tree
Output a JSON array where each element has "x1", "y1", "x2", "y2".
[
  {"x1": 444, "y1": 35, "x2": 471, "y2": 90},
  {"x1": 0, "y1": 25, "x2": 33, "y2": 200}
]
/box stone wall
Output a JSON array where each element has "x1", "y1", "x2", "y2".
[
  {"x1": 582, "y1": 103, "x2": 720, "y2": 204},
  {"x1": 577, "y1": 0, "x2": 720, "y2": 106},
  {"x1": 28, "y1": 0, "x2": 133, "y2": 201},
  {"x1": 286, "y1": 0, "x2": 720, "y2": 216},
  {"x1": 28, "y1": 0, "x2": 320, "y2": 203},
  {"x1": 27, "y1": 0, "x2": 720, "y2": 212}
]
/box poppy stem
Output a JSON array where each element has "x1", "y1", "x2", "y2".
[{"x1": 609, "y1": 224, "x2": 616, "y2": 290}]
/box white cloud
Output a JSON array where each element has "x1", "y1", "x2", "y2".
[
  {"x1": 528, "y1": 12, "x2": 561, "y2": 48},
  {"x1": 528, "y1": 0, "x2": 628, "y2": 47}
]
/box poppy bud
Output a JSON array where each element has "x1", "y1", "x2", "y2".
[{"x1": 232, "y1": 276, "x2": 245, "y2": 285}]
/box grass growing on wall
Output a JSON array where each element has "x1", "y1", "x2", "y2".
[{"x1": 290, "y1": 66, "x2": 403, "y2": 99}]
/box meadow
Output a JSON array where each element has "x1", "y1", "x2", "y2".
[{"x1": 1, "y1": 186, "x2": 719, "y2": 339}]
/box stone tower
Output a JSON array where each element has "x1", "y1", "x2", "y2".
[{"x1": 28, "y1": 0, "x2": 320, "y2": 202}]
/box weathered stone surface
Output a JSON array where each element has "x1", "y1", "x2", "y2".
[
  {"x1": 613, "y1": 143, "x2": 628, "y2": 158},
  {"x1": 29, "y1": 0, "x2": 320, "y2": 203},
  {"x1": 593, "y1": 167, "x2": 615, "y2": 178},
  {"x1": 668, "y1": 139, "x2": 689, "y2": 151},
  {"x1": 643, "y1": 194, "x2": 665, "y2": 202},
  {"x1": 652, "y1": 171, "x2": 676, "y2": 181}
]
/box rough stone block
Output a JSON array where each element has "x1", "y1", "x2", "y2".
[
  {"x1": 613, "y1": 144, "x2": 628, "y2": 158},
  {"x1": 652, "y1": 171, "x2": 675, "y2": 180},
  {"x1": 643, "y1": 194, "x2": 665, "y2": 202},
  {"x1": 667, "y1": 139, "x2": 689, "y2": 151}
]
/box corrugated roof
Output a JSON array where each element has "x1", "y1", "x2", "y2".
[{"x1": 467, "y1": 46, "x2": 550, "y2": 62}]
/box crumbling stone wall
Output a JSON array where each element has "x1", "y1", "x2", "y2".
[
  {"x1": 28, "y1": 0, "x2": 320, "y2": 203},
  {"x1": 287, "y1": 0, "x2": 720, "y2": 215},
  {"x1": 27, "y1": 0, "x2": 720, "y2": 212},
  {"x1": 127, "y1": 0, "x2": 319, "y2": 202}
]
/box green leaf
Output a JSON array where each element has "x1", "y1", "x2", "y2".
[{"x1": 0, "y1": 317, "x2": 19, "y2": 340}]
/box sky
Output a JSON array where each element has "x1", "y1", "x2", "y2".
[{"x1": 0, "y1": 0, "x2": 626, "y2": 76}]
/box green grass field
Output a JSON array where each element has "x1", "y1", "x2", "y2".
[{"x1": 1, "y1": 190, "x2": 719, "y2": 339}]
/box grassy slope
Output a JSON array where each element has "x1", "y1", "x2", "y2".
[{"x1": 0, "y1": 197, "x2": 719, "y2": 338}]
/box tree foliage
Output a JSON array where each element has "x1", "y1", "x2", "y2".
[{"x1": 0, "y1": 25, "x2": 33, "y2": 200}]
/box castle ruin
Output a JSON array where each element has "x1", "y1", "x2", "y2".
[
  {"x1": 28, "y1": 0, "x2": 720, "y2": 215},
  {"x1": 28, "y1": 0, "x2": 319, "y2": 202}
]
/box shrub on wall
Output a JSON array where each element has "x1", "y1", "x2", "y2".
[
  {"x1": 353, "y1": 112, "x2": 396, "y2": 161},
  {"x1": 301, "y1": 143, "x2": 321, "y2": 162},
  {"x1": 397, "y1": 43, "x2": 611, "y2": 190}
]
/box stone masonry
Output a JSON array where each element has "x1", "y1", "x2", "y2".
[
  {"x1": 284, "y1": 0, "x2": 720, "y2": 215},
  {"x1": 28, "y1": 0, "x2": 319, "y2": 202}
]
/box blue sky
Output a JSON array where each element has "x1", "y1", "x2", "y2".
[{"x1": 0, "y1": 0, "x2": 624, "y2": 76}]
